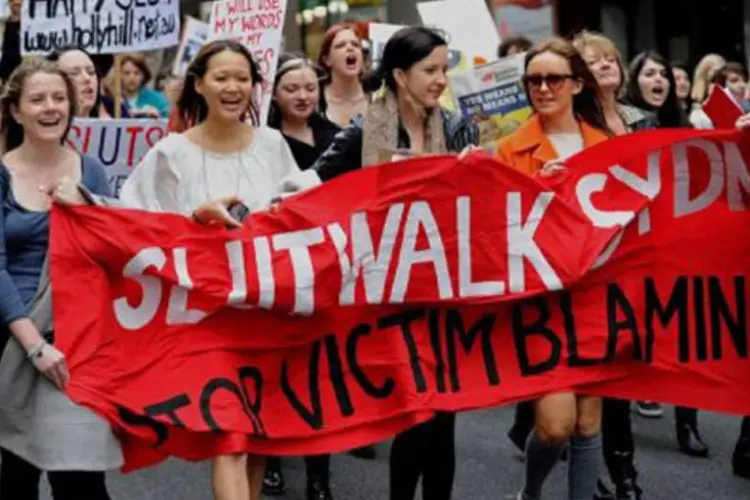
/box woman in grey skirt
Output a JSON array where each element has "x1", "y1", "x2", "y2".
[{"x1": 0, "y1": 60, "x2": 122, "y2": 498}]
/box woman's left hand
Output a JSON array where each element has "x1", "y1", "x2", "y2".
[
  {"x1": 192, "y1": 196, "x2": 244, "y2": 229},
  {"x1": 458, "y1": 145, "x2": 484, "y2": 161},
  {"x1": 736, "y1": 113, "x2": 750, "y2": 130}
]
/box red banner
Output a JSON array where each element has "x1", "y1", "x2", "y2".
[{"x1": 50, "y1": 128, "x2": 750, "y2": 472}]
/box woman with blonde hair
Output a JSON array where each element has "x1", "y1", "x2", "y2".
[
  {"x1": 689, "y1": 53, "x2": 726, "y2": 128},
  {"x1": 573, "y1": 30, "x2": 657, "y2": 500}
]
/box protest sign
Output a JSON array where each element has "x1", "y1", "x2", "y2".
[
  {"x1": 417, "y1": 0, "x2": 499, "y2": 64},
  {"x1": 21, "y1": 0, "x2": 181, "y2": 56},
  {"x1": 49, "y1": 127, "x2": 750, "y2": 470},
  {"x1": 66, "y1": 119, "x2": 168, "y2": 197},
  {"x1": 173, "y1": 16, "x2": 209, "y2": 77},
  {"x1": 368, "y1": 23, "x2": 405, "y2": 68},
  {"x1": 449, "y1": 53, "x2": 532, "y2": 148},
  {"x1": 209, "y1": 0, "x2": 289, "y2": 123},
  {"x1": 491, "y1": 0, "x2": 555, "y2": 43}
]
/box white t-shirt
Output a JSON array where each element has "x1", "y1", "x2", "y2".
[
  {"x1": 547, "y1": 132, "x2": 585, "y2": 160},
  {"x1": 120, "y1": 127, "x2": 300, "y2": 214}
]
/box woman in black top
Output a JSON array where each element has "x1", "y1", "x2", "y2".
[
  {"x1": 265, "y1": 54, "x2": 340, "y2": 500},
  {"x1": 303, "y1": 26, "x2": 478, "y2": 500},
  {"x1": 626, "y1": 51, "x2": 711, "y2": 461}
]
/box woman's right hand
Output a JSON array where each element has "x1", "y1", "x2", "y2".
[
  {"x1": 192, "y1": 195, "x2": 244, "y2": 228},
  {"x1": 29, "y1": 342, "x2": 70, "y2": 390},
  {"x1": 45, "y1": 176, "x2": 87, "y2": 206}
]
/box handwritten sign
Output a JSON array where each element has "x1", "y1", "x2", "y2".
[
  {"x1": 209, "y1": 0, "x2": 289, "y2": 123},
  {"x1": 173, "y1": 16, "x2": 209, "y2": 77},
  {"x1": 450, "y1": 53, "x2": 532, "y2": 149},
  {"x1": 66, "y1": 119, "x2": 168, "y2": 197},
  {"x1": 21, "y1": 0, "x2": 181, "y2": 56}
]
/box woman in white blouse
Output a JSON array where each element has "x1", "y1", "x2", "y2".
[{"x1": 119, "y1": 39, "x2": 299, "y2": 500}]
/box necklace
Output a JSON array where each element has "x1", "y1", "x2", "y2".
[{"x1": 199, "y1": 125, "x2": 254, "y2": 203}]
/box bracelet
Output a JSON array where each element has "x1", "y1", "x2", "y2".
[{"x1": 26, "y1": 340, "x2": 46, "y2": 360}]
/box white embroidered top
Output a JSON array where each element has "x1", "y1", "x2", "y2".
[{"x1": 120, "y1": 128, "x2": 303, "y2": 214}]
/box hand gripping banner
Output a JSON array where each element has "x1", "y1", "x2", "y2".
[{"x1": 49, "y1": 128, "x2": 750, "y2": 471}]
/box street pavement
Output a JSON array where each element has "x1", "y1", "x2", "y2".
[{"x1": 39, "y1": 405, "x2": 748, "y2": 499}]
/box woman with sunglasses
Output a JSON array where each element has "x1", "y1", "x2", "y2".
[{"x1": 495, "y1": 37, "x2": 610, "y2": 500}]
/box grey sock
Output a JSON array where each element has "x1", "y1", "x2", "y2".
[
  {"x1": 568, "y1": 433, "x2": 602, "y2": 500},
  {"x1": 522, "y1": 431, "x2": 566, "y2": 500}
]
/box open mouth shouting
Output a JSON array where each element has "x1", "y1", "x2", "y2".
[
  {"x1": 220, "y1": 95, "x2": 245, "y2": 113},
  {"x1": 344, "y1": 53, "x2": 360, "y2": 71}
]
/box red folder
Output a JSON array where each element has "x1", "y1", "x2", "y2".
[{"x1": 702, "y1": 85, "x2": 744, "y2": 129}]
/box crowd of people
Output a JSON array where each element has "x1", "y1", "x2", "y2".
[{"x1": 0, "y1": 1, "x2": 748, "y2": 499}]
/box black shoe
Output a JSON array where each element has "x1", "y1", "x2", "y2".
[
  {"x1": 307, "y1": 478, "x2": 333, "y2": 500},
  {"x1": 677, "y1": 424, "x2": 709, "y2": 458},
  {"x1": 608, "y1": 451, "x2": 642, "y2": 500},
  {"x1": 593, "y1": 478, "x2": 616, "y2": 500},
  {"x1": 262, "y1": 467, "x2": 286, "y2": 496},
  {"x1": 733, "y1": 438, "x2": 750, "y2": 480},
  {"x1": 635, "y1": 401, "x2": 663, "y2": 419},
  {"x1": 348, "y1": 445, "x2": 376, "y2": 460}
]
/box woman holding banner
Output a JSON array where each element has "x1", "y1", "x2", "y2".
[
  {"x1": 279, "y1": 26, "x2": 479, "y2": 500},
  {"x1": 264, "y1": 53, "x2": 341, "y2": 500},
  {"x1": 575, "y1": 30, "x2": 659, "y2": 500},
  {"x1": 121, "y1": 39, "x2": 302, "y2": 500},
  {"x1": 0, "y1": 60, "x2": 120, "y2": 499},
  {"x1": 624, "y1": 52, "x2": 712, "y2": 462},
  {"x1": 47, "y1": 47, "x2": 130, "y2": 119},
  {"x1": 495, "y1": 37, "x2": 610, "y2": 500}
]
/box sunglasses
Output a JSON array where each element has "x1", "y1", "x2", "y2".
[{"x1": 523, "y1": 73, "x2": 576, "y2": 91}]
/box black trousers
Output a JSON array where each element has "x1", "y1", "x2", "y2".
[
  {"x1": 0, "y1": 448, "x2": 110, "y2": 500},
  {"x1": 267, "y1": 454, "x2": 330, "y2": 480},
  {"x1": 389, "y1": 412, "x2": 456, "y2": 500}
]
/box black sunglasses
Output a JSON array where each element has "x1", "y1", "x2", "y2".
[{"x1": 523, "y1": 74, "x2": 576, "y2": 90}]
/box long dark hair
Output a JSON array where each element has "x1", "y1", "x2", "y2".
[
  {"x1": 372, "y1": 26, "x2": 448, "y2": 94},
  {"x1": 46, "y1": 45, "x2": 103, "y2": 118},
  {"x1": 626, "y1": 51, "x2": 689, "y2": 128},
  {"x1": 267, "y1": 53, "x2": 322, "y2": 129},
  {"x1": 523, "y1": 37, "x2": 609, "y2": 134},
  {"x1": 177, "y1": 39, "x2": 263, "y2": 127},
  {"x1": 1, "y1": 60, "x2": 77, "y2": 152}
]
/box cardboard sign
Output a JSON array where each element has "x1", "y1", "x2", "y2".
[
  {"x1": 172, "y1": 16, "x2": 210, "y2": 77},
  {"x1": 209, "y1": 0, "x2": 289, "y2": 123},
  {"x1": 65, "y1": 119, "x2": 168, "y2": 197},
  {"x1": 21, "y1": 0, "x2": 181, "y2": 56},
  {"x1": 51, "y1": 127, "x2": 750, "y2": 470},
  {"x1": 450, "y1": 53, "x2": 532, "y2": 148}
]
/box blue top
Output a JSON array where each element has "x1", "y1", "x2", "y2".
[
  {"x1": 128, "y1": 88, "x2": 170, "y2": 118},
  {"x1": 0, "y1": 154, "x2": 111, "y2": 326}
]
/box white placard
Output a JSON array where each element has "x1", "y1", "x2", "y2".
[
  {"x1": 368, "y1": 22, "x2": 406, "y2": 67},
  {"x1": 493, "y1": 0, "x2": 555, "y2": 43},
  {"x1": 21, "y1": 0, "x2": 181, "y2": 56},
  {"x1": 209, "y1": 0, "x2": 289, "y2": 124},
  {"x1": 173, "y1": 16, "x2": 209, "y2": 77},
  {"x1": 417, "y1": 0, "x2": 500, "y2": 63},
  {"x1": 66, "y1": 118, "x2": 169, "y2": 197}
]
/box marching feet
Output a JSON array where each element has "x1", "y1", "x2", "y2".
[
  {"x1": 307, "y1": 476, "x2": 334, "y2": 500},
  {"x1": 676, "y1": 423, "x2": 709, "y2": 458}
]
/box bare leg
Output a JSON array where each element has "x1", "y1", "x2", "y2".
[
  {"x1": 212, "y1": 454, "x2": 249, "y2": 500},
  {"x1": 247, "y1": 454, "x2": 266, "y2": 500}
]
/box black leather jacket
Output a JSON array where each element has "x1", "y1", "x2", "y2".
[
  {"x1": 619, "y1": 103, "x2": 659, "y2": 132},
  {"x1": 312, "y1": 109, "x2": 479, "y2": 182}
]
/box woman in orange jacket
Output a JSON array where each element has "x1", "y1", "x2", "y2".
[{"x1": 495, "y1": 37, "x2": 611, "y2": 500}]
